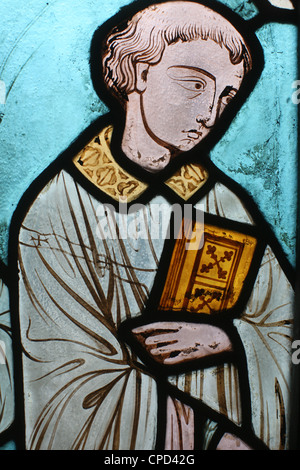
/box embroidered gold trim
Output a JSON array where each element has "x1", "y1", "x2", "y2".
[
  {"x1": 73, "y1": 126, "x2": 209, "y2": 202},
  {"x1": 73, "y1": 126, "x2": 147, "y2": 203},
  {"x1": 165, "y1": 163, "x2": 208, "y2": 200}
]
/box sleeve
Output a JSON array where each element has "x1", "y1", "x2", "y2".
[
  {"x1": 185, "y1": 182, "x2": 294, "y2": 449},
  {"x1": 234, "y1": 245, "x2": 294, "y2": 450},
  {"x1": 167, "y1": 243, "x2": 294, "y2": 449},
  {"x1": 18, "y1": 172, "x2": 158, "y2": 450}
]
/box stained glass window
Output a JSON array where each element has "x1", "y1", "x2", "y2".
[{"x1": 0, "y1": 0, "x2": 298, "y2": 452}]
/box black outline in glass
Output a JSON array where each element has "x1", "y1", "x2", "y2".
[{"x1": 2, "y1": 0, "x2": 298, "y2": 451}]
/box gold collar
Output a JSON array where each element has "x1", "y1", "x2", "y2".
[{"x1": 73, "y1": 125, "x2": 209, "y2": 203}]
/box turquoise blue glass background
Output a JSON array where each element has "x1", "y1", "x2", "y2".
[{"x1": 0, "y1": 0, "x2": 298, "y2": 267}]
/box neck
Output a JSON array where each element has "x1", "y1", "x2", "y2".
[{"x1": 121, "y1": 93, "x2": 173, "y2": 173}]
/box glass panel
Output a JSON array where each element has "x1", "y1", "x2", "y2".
[
  {"x1": 0, "y1": 275, "x2": 14, "y2": 439},
  {"x1": 0, "y1": 0, "x2": 298, "y2": 451}
]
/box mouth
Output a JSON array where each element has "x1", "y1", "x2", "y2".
[{"x1": 184, "y1": 129, "x2": 202, "y2": 140}]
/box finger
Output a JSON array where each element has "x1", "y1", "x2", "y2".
[
  {"x1": 163, "y1": 354, "x2": 183, "y2": 365},
  {"x1": 145, "y1": 333, "x2": 179, "y2": 346},
  {"x1": 149, "y1": 342, "x2": 179, "y2": 356},
  {"x1": 163, "y1": 353, "x2": 194, "y2": 365},
  {"x1": 163, "y1": 348, "x2": 206, "y2": 365},
  {"x1": 132, "y1": 322, "x2": 181, "y2": 335}
]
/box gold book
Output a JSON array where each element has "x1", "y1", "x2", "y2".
[{"x1": 159, "y1": 218, "x2": 257, "y2": 315}]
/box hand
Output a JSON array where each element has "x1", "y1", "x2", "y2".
[{"x1": 132, "y1": 321, "x2": 232, "y2": 365}]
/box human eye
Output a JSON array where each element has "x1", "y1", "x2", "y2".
[
  {"x1": 176, "y1": 78, "x2": 206, "y2": 94},
  {"x1": 219, "y1": 86, "x2": 237, "y2": 107},
  {"x1": 167, "y1": 67, "x2": 209, "y2": 97}
]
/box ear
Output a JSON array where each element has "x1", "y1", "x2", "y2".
[{"x1": 135, "y1": 62, "x2": 150, "y2": 93}]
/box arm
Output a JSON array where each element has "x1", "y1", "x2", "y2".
[
  {"x1": 17, "y1": 171, "x2": 158, "y2": 450},
  {"x1": 233, "y1": 245, "x2": 294, "y2": 450},
  {"x1": 130, "y1": 244, "x2": 294, "y2": 450}
]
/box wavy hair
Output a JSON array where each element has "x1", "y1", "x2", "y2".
[{"x1": 102, "y1": 1, "x2": 252, "y2": 102}]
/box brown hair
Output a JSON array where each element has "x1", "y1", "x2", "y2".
[{"x1": 102, "y1": 1, "x2": 252, "y2": 102}]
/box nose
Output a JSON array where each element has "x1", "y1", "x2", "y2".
[{"x1": 196, "y1": 103, "x2": 218, "y2": 129}]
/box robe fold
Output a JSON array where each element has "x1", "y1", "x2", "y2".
[{"x1": 17, "y1": 130, "x2": 294, "y2": 450}]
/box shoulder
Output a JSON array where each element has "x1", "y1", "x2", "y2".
[
  {"x1": 17, "y1": 170, "x2": 84, "y2": 241},
  {"x1": 195, "y1": 180, "x2": 255, "y2": 225},
  {"x1": 195, "y1": 178, "x2": 295, "y2": 286}
]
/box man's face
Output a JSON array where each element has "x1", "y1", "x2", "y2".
[{"x1": 139, "y1": 38, "x2": 245, "y2": 153}]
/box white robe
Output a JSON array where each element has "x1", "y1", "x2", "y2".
[{"x1": 18, "y1": 170, "x2": 294, "y2": 450}]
